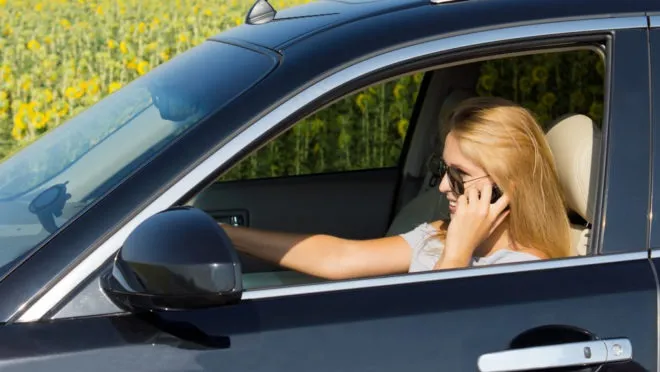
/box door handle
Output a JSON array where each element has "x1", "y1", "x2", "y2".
[
  {"x1": 210, "y1": 209, "x2": 248, "y2": 226},
  {"x1": 226, "y1": 214, "x2": 245, "y2": 226},
  {"x1": 477, "y1": 338, "x2": 632, "y2": 372}
]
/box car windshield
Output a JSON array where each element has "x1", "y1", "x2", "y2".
[{"x1": 0, "y1": 41, "x2": 275, "y2": 276}]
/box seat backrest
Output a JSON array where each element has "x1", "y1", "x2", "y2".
[
  {"x1": 545, "y1": 114, "x2": 602, "y2": 256},
  {"x1": 386, "y1": 89, "x2": 475, "y2": 236}
]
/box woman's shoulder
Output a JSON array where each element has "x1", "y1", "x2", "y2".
[
  {"x1": 399, "y1": 220, "x2": 446, "y2": 242},
  {"x1": 399, "y1": 222, "x2": 445, "y2": 273},
  {"x1": 399, "y1": 221, "x2": 446, "y2": 250},
  {"x1": 400, "y1": 222, "x2": 439, "y2": 242}
]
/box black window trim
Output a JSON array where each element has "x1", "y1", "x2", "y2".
[{"x1": 646, "y1": 15, "x2": 660, "y2": 251}]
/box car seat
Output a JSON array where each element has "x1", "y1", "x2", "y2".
[{"x1": 545, "y1": 114, "x2": 602, "y2": 256}]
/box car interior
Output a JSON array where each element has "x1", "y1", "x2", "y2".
[{"x1": 188, "y1": 46, "x2": 605, "y2": 290}]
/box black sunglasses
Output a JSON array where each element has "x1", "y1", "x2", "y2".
[{"x1": 427, "y1": 154, "x2": 502, "y2": 203}]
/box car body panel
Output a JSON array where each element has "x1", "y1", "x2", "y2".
[
  {"x1": 214, "y1": 0, "x2": 660, "y2": 52},
  {"x1": 597, "y1": 28, "x2": 652, "y2": 254},
  {"x1": 212, "y1": 0, "x2": 424, "y2": 50},
  {"x1": 0, "y1": 256, "x2": 656, "y2": 371}
]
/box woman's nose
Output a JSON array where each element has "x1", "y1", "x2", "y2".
[{"x1": 438, "y1": 172, "x2": 451, "y2": 193}]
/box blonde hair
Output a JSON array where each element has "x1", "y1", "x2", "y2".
[{"x1": 436, "y1": 96, "x2": 571, "y2": 259}]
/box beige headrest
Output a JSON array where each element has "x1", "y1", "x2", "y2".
[
  {"x1": 432, "y1": 89, "x2": 476, "y2": 155},
  {"x1": 438, "y1": 89, "x2": 476, "y2": 125},
  {"x1": 422, "y1": 89, "x2": 477, "y2": 191},
  {"x1": 545, "y1": 114, "x2": 602, "y2": 223}
]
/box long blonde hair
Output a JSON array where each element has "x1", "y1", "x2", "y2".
[{"x1": 437, "y1": 96, "x2": 571, "y2": 259}]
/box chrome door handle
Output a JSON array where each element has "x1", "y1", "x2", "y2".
[
  {"x1": 211, "y1": 210, "x2": 248, "y2": 226},
  {"x1": 477, "y1": 338, "x2": 632, "y2": 372},
  {"x1": 227, "y1": 215, "x2": 244, "y2": 226}
]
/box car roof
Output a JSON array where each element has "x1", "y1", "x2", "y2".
[
  {"x1": 210, "y1": 0, "x2": 426, "y2": 50},
  {"x1": 211, "y1": 0, "x2": 660, "y2": 51}
]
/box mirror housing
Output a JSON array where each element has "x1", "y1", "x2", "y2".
[{"x1": 101, "y1": 206, "x2": 242, "y2": 312}]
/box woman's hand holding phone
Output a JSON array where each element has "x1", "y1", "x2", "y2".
[{"x1": 434, "y1": 183, "x2": 510, "y2": 269}]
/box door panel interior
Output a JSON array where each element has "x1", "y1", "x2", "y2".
[{"x1": 191, "y1": 167, "x2": 399, "y2": 273}]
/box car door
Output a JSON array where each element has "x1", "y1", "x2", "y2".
[{"x1": 0, "y1": 15, "x2": 656, "y2": 372}]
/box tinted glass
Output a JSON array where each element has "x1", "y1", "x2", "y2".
[
  {"x1": 0, "y1": 41, "x2": 275, "y2": 276},
  {"x1": 220, "y1": 72, "x2": 424, "y2": 181}
]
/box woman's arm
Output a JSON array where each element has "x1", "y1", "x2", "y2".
[{"x1": 221, "y1": 225, "x2": 411, "y2": 280}]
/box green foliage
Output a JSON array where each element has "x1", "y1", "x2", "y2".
[
  {"x1": 222, "y1": 50, "x2": 605, "y2": 181},
  {"x1": 221, "y1": 73, "x2": 424, "y2": 181},
  {"x1": 478, "y1": 50, "x2": 605, "y2": 128},
  {"x1": 0, "y1": 0, "x2": 313, "y2": 156}
]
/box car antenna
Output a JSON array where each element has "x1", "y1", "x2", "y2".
[{"x1": 246, "y1": 0, "x2": 277, "y2": 25}]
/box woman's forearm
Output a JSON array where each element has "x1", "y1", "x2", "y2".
[{"x1": 220, "y1": 225, "x2": 348, "y2": 279}]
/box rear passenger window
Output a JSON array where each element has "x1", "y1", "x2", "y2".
[
  {"x1": 476, "y1": 49, "x2": 605, "y2": 129},
  {"x1": 471, "y1": 48, "x2": 605, "y2": 256},
  {"x1": 219, "y1": 73, "x2": 424, "y2": 181},
  {"x1": 387, "y1": 48, "x2": 604, "y2": 262}
]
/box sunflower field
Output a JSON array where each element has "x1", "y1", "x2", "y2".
[
  {"x1": 1, "y1": 0, "x2": 604, "y2": 181},
  {"x1": 0, "y1": 0, "x2": 311, "y2": 160}
]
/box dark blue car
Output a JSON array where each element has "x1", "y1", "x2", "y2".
[{"x1": 0, "y1": 0, "x2": 659, "y2": 370}]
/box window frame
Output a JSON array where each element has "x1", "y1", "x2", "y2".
[
  {"x1": 17, "y1": 15, "x2": 649, "y2": 323},
  {"x1": 646, "y1": 16, "x2": 660, "y2": 251}
]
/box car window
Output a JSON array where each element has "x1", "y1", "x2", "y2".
[
  {"x1": 230, "y1": 47, "x2": 606, "y2": 290},
  {"x1": 476, "y1": 49, "x2": 604, "y2": 129},
  {"x1": 219, "y1": 73, "x2": 424, "y2": 181},
  {"x1": 0, "y1": 41, "x2": 277, "y2": 278},
  {"x1": 473, "y1": 47, "x2": 604, "y2": 235}
]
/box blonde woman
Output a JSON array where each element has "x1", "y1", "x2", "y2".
[{"x1": 221, "y1": 97, "x2": 571, "y2": 279}]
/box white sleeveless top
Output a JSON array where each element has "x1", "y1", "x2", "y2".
[{"x1": 399, "y1": 223, "x2": 540, "y2": 272}]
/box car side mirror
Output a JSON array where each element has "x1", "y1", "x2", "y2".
[{"x1": 101, "y1": 206, "x2": 242, "y2": 312}]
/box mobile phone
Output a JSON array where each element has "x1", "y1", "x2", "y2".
[
  {"x1": 477, "y1": 184, "x2": 503, "y2": 203},
  {"x1": 490, "y1": 184, "x2": 503, "y2": 204}
]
